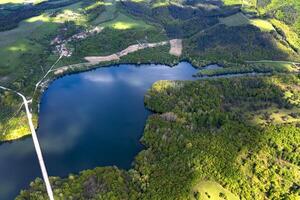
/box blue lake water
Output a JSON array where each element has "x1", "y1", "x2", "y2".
[{"x1": 0, "y1": 62, "x2": 198, "y2": 199}]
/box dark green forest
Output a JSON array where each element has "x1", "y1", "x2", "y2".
[
  {"x1": 17, "y1": 75, "x2": 300, "y2": 199},
  {"x1": 0, "y1": 0, "x2": 299, "y2": 199}
]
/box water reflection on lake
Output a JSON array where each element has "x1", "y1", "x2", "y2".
[{"x1": 0, "y1": 62, "x2": 198, "y2": 199}]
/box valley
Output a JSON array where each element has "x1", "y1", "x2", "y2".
[{"x1": 0, "y1": 0, "x2": 299, "y2": 199}]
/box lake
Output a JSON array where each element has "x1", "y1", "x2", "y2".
[{"x1": 0, "y1": 62, "x2": 198, "y2": 199}]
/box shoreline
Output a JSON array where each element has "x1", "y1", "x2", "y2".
[
  {"x1": 0, "y1": 59, "x2": 280, "y2": 144},
  {"x1": 1, "y1": 34, "x2": 300, "y2": 143}
]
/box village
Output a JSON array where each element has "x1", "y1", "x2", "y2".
[{"x1": 51, "y1": 26, "x2": 103, "y2": 57}]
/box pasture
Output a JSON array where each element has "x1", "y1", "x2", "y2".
[{"x1": 192, "y1": 181, "x2": 239, "y2": 200}]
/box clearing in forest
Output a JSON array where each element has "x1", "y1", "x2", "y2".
[
  {"x1": 220, "y1": 12, "x2": 274, "y2": 32},
  {"x1": 192, "y1": 181, "x2": 239, "y2": 200},
  {"x1": 169, "y1": 39, "x2": 182, "y2": 57}
]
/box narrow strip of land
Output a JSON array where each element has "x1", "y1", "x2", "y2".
[
  {"x1": 0, "y1": 86, "x2": 54, "y2": 200},
  {"x1": 84, "y1": 41, "x2": 169, "y2": 64},
  {"x1": 245, "y1": 60, "x2": 300, "y2": 65}
]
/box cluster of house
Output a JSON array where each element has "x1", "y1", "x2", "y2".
[
  {"x1": 56, "y1": 43, "x2": 72, "y2": 57},
  {"x1": 51, "y1": 26, "x2": 103, "y2": 57}
]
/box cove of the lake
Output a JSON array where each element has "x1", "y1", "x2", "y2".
[{"x1": 0, "y1": 62, "x2": 198, "y2": 199}]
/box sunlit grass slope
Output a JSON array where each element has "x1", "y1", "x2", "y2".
[
  {"x1": 0, "y1": 0, "x2": 45, "y2": 4},
  {"x1": 220, "y1": 13, "x2": 274, "y2": 32},
  {"x1": 192, "y1": 181, "x2": 239, "y2": 200},
  {"x1": 101, "y1": 13, "x2": 152, "y2": 30}
]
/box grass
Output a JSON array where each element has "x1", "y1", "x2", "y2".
[
  {"x1": 250, "y1": 19, "x2": 274, "y2": 32},
  {"x1": 271, "y1": 19, "x2": 300, "y2": 50},
  {"x1": 221, "y1": 0, "x2": 242, "y2": 5},
  {"x1": 0, "y1": 111, "x2": 38, "y2": 141},
  {"x1": 0, "y1": 90, "x2": 38, "y2": 141},
  {"x1": 101, "y1": 13, "x2": 152, "y2": 30},
  {"x1": 192, "y1": 181, "x2": 239, "y2": 200},
  {"x1": 0, "y1": 0, "x2": 86, "y2": 48},
  {"x1": 1, "y1": 113, "x2": 30, "y2": 141},
  {"x1": 152, "y1": 1, "x2": 169, "y2": 8},
  {"x1": 0, "y1": 13, "x2": 58, "y2": 78},
  {"x1": 220, "y1": 13, "x2": 249, "y2": 26},
  {"x1": 221, "y1": 0, "x2": 256, "y2": 7},
  {"x1": 256, "y1": 0, "x2": 300, "y2": 38},
  {"x1": 0, "y1": 0, "x2": 45, "y2": 4},
  {"x1": 91, "y1": 0, "x2": 117, "y2": 25},
  {"x1": 0, "y1": 39, "x2": 44, "y2": 74},
  {"x1": 131, "y1": 0, "x2": 148, "y2": 2},
  {"x1": 50, "y1": 1, "x2": 88, "y2": 25},
  {"x1": 249, "y1": 107, "x2": 300, "y2": 125},
  {"x1": 220, "y1": 13, "x2": 274, "y2": 32},
  {"x1": 0, "y1": 14, "x2": 58, "y2": 47}
]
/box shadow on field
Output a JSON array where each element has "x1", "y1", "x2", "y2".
[
  {"x1": 0, "y1": 0, "x2": 82, "y2": 31},
  {"x1": 121, "y1": 0, "x2": 297, "y2": 63}
]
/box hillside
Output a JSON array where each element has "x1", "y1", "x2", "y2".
[{"x1": 0, "y1": 0, "x2": 299, "y2": 199}]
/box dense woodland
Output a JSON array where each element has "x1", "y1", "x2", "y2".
[
  {"x1": 17, "y1": 75, "x2": 300, "y2": 199},
  {"x1": 121, "y1": 0, "x2": 240, "y2": 38},
  {"x1": 185, "y1": 24, "x2": 295, "y2": 63},
  {"x1": 120, "y1": 0, "x2": 300, "y2": 63}
]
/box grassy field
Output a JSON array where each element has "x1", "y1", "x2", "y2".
[
  {"x1": 220, "y1": 12, "x2": 275, "y2": 32},
  {"x1": 192, "y1": 181, "x2": 239, "y2": 200},
  {"x1": 271, "y1": 19, "x2": 300, "y2": 51},
  {"x1": 0, "y1": 0, "x2": 45, "y2": 4},
  {"x1": 0, "y1": 39, "x2": 44, "y2": 74},
  {"x1": 0, "y1": 14, "x2": 57, "y2": 47},
  {"x1": 0, "y1": 0, "x2": 87, "y2": 70},
  {"x1": 219, "y1": 13, "x2": 249, "y2": 26},
  {"x1": 101, "y1": 12, "x2": 152, "y2": 30},
  {"x1": 90, "y1": 0, "x2": 117, "y2": 25}
]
